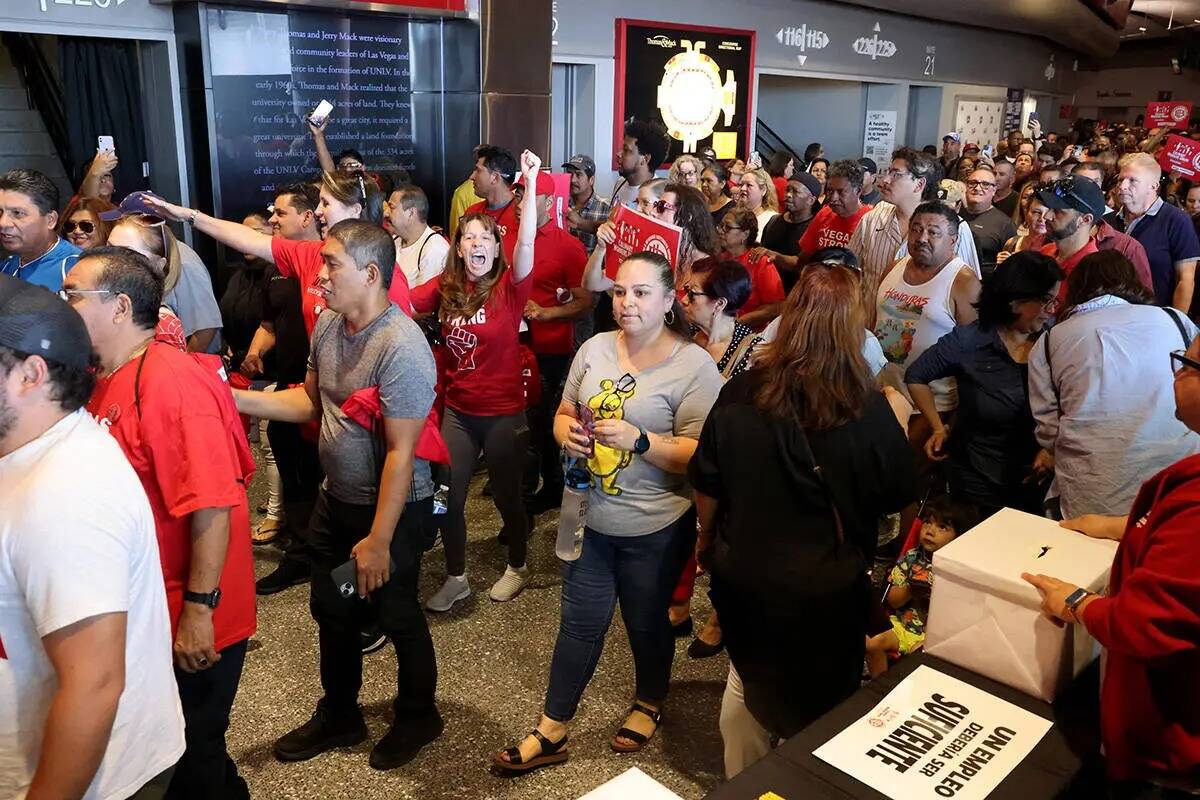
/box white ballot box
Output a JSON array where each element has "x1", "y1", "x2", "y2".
[{"x1": 924, "y1": 507, "x2": 1119, "y2": 701}]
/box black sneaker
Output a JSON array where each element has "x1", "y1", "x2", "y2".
[
  {"x1": 256, "y1": 558, "x2": 311, "y2": 595},
  {"x1": 369, "y1": 710, "x2": 444, "y2": 770},
  {"x1": 361, "y1": 624, "x2": 389, "y2": 655},
  {"x1": 274, "y1": 702, "x2": 368, "y2": 762}
]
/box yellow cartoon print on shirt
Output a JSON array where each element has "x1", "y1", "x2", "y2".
[{"x1": 587, "y1": 373, "x2": 636, "y2": 496}]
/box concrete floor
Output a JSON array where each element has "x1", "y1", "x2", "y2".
[{"x1": 232, "y1": 456, "x2": 729, "y2": 800}]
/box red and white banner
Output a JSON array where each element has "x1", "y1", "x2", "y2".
[
  {"x1": 549, "y1": 172, "x2": 572, "y2": 229},
  {"x1": 603, "y1": 205, "x2": 683, "y2": 279},
  {"x1": 1146, "y1": 101, "x2": 1193, "y2": 129},
  {"x1": 1159, "y1": 134, "x2": 1200, "y2": 179}
]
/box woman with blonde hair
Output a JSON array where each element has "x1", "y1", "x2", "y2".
[
  {"x1": 410, "y1": 150, "x2": 542, "y2": 609},
  {"x1": 106, "y1": 214, "x2": 187, "y2": 350},
  {"x1": 690, "y1": 262, "x2": 915, "y2": 777},
  {"x1": 59, "y1": 196, "x2": 116, "y2": 249},
  {"x1": 736, "y1": 168, "x2": 779, "y2": 239},
  {"x1": 668, "y1": 154, "x2": 703, "y2": 188}
]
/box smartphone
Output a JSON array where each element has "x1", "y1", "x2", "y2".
[
  {"x1": 981, "y1": 144, "x2": 995, "y2": 158},
  {"x1": 330, "y1": 556, "x2": 396, "y2": 598},
  {"x1": 1028, "y1": 111, "x2": 1040, "y2": 124},
  {"x1": 309, "y1": 99, "x2": 334, "y2": 126},
  {"x1": 576, "y1": 402, "x2": 596, "y2": 456},
  {"x1": 97, "y1": 135, "x2": 114, "y2": 153}
]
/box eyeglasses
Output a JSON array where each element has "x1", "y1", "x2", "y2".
[
  {"x1": 965, "y1": 180, "x2": 997, "y2": 190},
  {"x1": 717, "y1": 223, "x2": 743, "y2": 232},
  {"x1": 652, "y1": 199, "x2": 677, "y2": 214},
  {"x1": 59, "y1": 288, "x2": 115, "y2": 302},
  {"x1": 1171, "y1": 349, "x2": 1200, "y2": 375},
  {"x1": 683, "y1": 288, "x2": 709, "y2": 303},
  {"x1": 62, "y1": 220, "x2": 96, "y2": 234},
  {"x1": 883, "y1": 168, "x2": 912, "y2": 180}
]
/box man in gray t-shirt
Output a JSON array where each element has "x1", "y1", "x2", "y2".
[
  {"x1": 308, "y1": 305, "x2": 436, "y2": 503},
  {"x1": 233, "y1": 220, "x2": 444, "y2": 766}
]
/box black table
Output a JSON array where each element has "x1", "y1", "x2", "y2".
[{"x1": 706, "y1": 653, "x2": 1102, "y2": 799}]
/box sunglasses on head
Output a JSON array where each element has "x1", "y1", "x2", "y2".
[
  {"x1": 1046, "y1": 177, "x2": 1094, "y2": 212},
  {"x1": 63, "y1": 220, "x2": 96, "y2": 234}
]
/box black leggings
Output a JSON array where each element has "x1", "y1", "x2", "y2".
[{"x1": 441, "y1": 407, "x2": 530, "y2": 575}]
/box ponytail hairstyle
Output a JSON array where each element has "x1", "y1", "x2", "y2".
[
  {"x1": 617, "y1": 251, "x2": 691, "y2": 338},
  {"x1": 438, "y1": 211, "x2": 508, "y2": 323},
  {"x1": 320, "y1": 170, "x2": 385, "y2": 226}
]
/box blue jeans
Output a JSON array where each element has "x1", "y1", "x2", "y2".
[{"x1": 543, "y1": 509, "x2": 695, "y2": 722}]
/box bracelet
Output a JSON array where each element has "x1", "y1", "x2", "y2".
[{"x1": 187, "y1": 209, "x2": 199, "y2": 225}]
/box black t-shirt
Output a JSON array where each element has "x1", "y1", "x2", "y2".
[
  {"x1": 262, "y1": 265, "x2": 310, "y2": 384},
  {"x1": 961, "y1": 206, "x2": 1017, "y2": 274},
  {"x1": 217, "y1": 263, "x2": 269, "y2": 360},
  {"x1": 760, "y1": 213, "x2": 814, "y2": 292},
  {"x1": 993, "y1": 191, "x2": 1019, "y2": 219}
]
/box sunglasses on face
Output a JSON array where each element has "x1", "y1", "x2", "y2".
[
  {"x1": 1171, "y1": 349, "x2": 1200, "y2": 375},
  {"x1": 63, "y1": 220, "x2": 96, "y2": 234},
  {"x1": 652, "y1": 199, "x2": 677, "y2": 214}
]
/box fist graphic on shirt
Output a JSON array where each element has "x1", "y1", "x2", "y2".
[{"x1": 447, "y1": 327, "x2": 478, "y2": 370}]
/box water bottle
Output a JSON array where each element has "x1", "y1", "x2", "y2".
[
  {"x1": 432, "y1": 483, "x2": 449, "y2": 516},
  {"x1": 556, "y1": 460, "x2": 590, "y2": 562}
]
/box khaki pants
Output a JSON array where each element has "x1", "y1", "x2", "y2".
[{"x1": 720, "y1": 664, "x2": 774, "y2": 779}]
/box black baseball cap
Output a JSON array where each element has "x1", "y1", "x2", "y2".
[
  {"x1": 1036, "y1": 177, "x2": 1106, "y2": 219},
  {"x1": 561, "y1": 154, "x2": 596, "y2": 178},
  {"x1": 857, "y1": 157, "x2": 878, "y2": 175},
  {"x1": 0, "y1": 274, "x2": 93, "y2": 370}
]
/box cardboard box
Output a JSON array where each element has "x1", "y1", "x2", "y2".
[{"x1": 924, "y1": 507, "x2": 1119, "y2": 701}]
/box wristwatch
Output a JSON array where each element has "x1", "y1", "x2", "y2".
[
  {"x1": 1063, "y1": 587, "x2": 1093, "y2": 622},
  {"x1": 184, "y1": 588, "x2": 222, "y2": 610},
  {"x1": 633, "y1": 429, "x2": 651, "y2": 455}
]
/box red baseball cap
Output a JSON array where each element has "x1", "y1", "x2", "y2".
[{"x1": 515, "y1": 171, "x2": 555, "y2": 196}]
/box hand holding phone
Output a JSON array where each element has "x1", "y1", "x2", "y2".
[
  {"x1": 97, "y1": 135, "x2": 114, "y2": 153},
  {"x1": 308, "y1": 99, "x2": 333, "y2": 129}
]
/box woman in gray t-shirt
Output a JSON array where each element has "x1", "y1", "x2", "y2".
[{"x1": 492, "y1": 252, "x2": 721, "y2": 774}]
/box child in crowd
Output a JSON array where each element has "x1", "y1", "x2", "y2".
[{"x1": 865, "y1": 495, "x2": 979, "y2": 677}]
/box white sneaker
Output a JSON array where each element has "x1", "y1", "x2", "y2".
[
  {"x1": 426, "y1": 575, "x2": 470, "y2": 612},
  {"x1": 489, "y1": 565, "x2": 530, "y2": 602}
]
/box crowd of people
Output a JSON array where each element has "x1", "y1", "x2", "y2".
[{"x1": 1, "y1": 110, "x2": 1199, "y2": 800}]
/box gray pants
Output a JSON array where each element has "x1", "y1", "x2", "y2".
[{"x1": 440, "y1": 407, "x2": 530, "y2": 575}]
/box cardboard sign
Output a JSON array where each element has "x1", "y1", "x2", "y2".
[
  {"x1": 1146, "y1": 101, "x2": 1193, "y2": 129},
  {"x1": 1159, "y1": 134, "x2": 1200, "y2": 179},
  {"x1": 813, "y1": 665, "x2": 1053, "y2": 800},
  {"x1": 578, "y1": 767, "x2": 683, "y2": 799},
  {"x1": 602, "y1": 204, "x2": 683, "y2": 279}
]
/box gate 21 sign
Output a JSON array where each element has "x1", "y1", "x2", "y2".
[{"x1": 614, "y1": 19, "x2": 756, "y2": 167}]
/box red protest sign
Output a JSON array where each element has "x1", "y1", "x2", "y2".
[
  {"x1": 548, "y1": 173, "x2": 571, "y2": 229},
  {"x1": 1146, "y1": 101, "x2": 1193, "y2": 129},
  {"x1": 1159, "y1": 134, "x2": 1200, "y2": 179},
  {"x1": 602, "y1": 205, "x2": 683, "y2": 279}
]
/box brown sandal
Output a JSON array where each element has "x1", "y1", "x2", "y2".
[
  {"x1": 491, "y1": 729, "x2": 569, "y2": 774},
  {"x1": 252, "y1": 518, "x2": 285, "y2": 546},
  {"x1": 611, "y1": 702, "x2": 662, "y2": 753}
]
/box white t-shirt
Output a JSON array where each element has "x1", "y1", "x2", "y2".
[
  {"x1": 0, "y1": 410, "x2": 185, "y2": 800},
  {"x1": 394, "y1": 226, "x2": 449, "y2": 288}
]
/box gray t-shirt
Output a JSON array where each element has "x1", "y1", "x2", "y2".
[
  {"x1": 308, "y1": 305, "x2": 437, "y2": 505},
  {"x1": 563, "y1": 332, "x2": 722, "y2": 536},
  {"x1": 166, "y1": 242, "x2": 224, "y2": 353}
]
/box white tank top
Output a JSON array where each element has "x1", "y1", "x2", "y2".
[{"x1": 873, "y1": 256, "x2": 966, "y2": 412}]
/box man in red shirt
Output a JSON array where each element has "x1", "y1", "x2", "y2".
[
  {"x1": 796, "y1": 159, "x2": 872, "y2": 266},
  {"x1": 1025, "y1": 333, "x2": 1200, "y2": 793},
  {"x1": 514, "y1": 170, "x2": 590, "y2": 511},
  {"x1": 1037, "y1": 177, "x2": 1104, "y2": 308},
  {"x1": 463, "y1": 145, "x2": 520, "y2": 262},
  {"x1": 63, "y1": 246, "x2": 256, "y2": 799}
]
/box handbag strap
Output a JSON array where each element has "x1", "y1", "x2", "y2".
[
  {"x1": 773, "y1": 420, "x2": 847, "y2": 547},
  {"x1": 1163, "y1": 306, "x2": 1192, "y2": 349}
]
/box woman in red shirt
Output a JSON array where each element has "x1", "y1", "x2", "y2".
[
  {"x1": 412, "y1": 151, "x2": 541, "y2": 610},
  {"x1": 715, "y1": 207, "x2": 786, "y2": 330}
]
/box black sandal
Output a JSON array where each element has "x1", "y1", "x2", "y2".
[
  {"x1": 611, "y1": 702, "x2": 662, "y2": 753},
  {"x1": 491, "y1": 729, "x2": 569, "y2": 774}
]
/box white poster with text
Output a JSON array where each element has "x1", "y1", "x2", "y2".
[
  {"x1": 863, "y1": 110, "x2": 898, "y2": 166},
  {"x1": 813, "y1": 665, "x2": 1053, "y2": 800}
]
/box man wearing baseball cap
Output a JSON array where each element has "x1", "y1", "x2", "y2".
[
  {"x1": 561, "y1": 154, "x2": 610, "y2": 255},
  {"x1": 858, "y1": 157, "x2": 882, "y2": 206},
  {"x1": 0, "y1": 274, "x2": 186, "y2": 798},
  {"x1": 940, "y1": 132, "x2": 961, "y2": 174},
  {"x1": 514, "y1": 170, "x2": 590, "y2": 513},
  {"x1": 1038, "y1": 177, "x2": 1105, "y2": 306}
]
